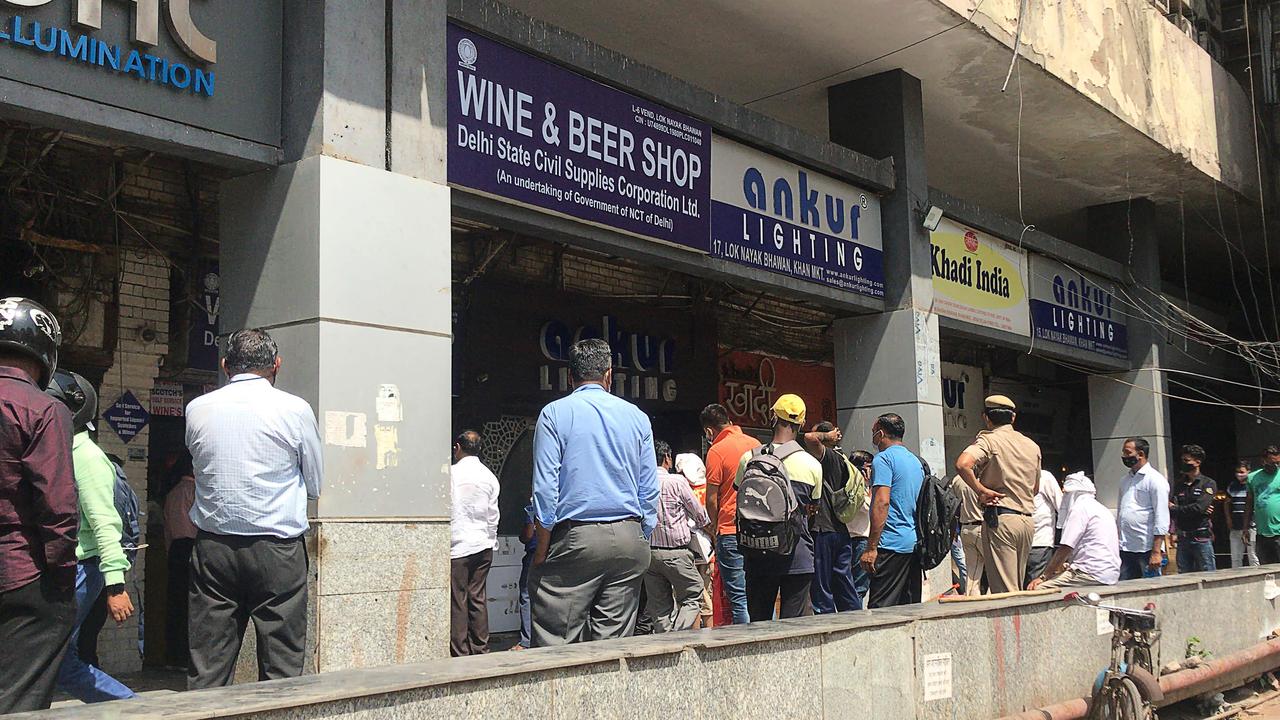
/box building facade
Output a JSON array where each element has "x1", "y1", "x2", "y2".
[{"x1": 1, "y1": 0, "x2": 1277, "y2": 675}]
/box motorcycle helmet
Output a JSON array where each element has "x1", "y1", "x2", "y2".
[
  {"x1": 45, "y1": 370, "x2": 98, "y2": 432},
  {"x1": 0, "y1": 297, "x2": 61, "y2": 389}
]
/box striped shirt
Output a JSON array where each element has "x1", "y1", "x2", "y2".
[
  {"x1": 650, "y1": 467, "x2": 709, "y2": 549},
  {"x1": 185, "y1": 374, "x2": 323, "y2": 538}
]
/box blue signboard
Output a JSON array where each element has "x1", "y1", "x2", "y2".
[
  {"x1": 188, "y1": 265, "x2": 220, "y2": 372},
  {"x1": 447, "y1": 23, "x2": 710, "y2": 251},
  {"x1": 710, "y1": 136, "x2": 885, "y2": 298},
  {"x1": 103, "y1": 390, "x2": 150, "y2": 443},
  {"x1": 1028, "y1": 254, "x2": 1128, "y2": 361}
]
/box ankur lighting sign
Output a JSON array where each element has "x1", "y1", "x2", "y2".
[
  {"x1": 710, "y1": 135, "x2": 884, "y2": 298},
  {"x1": 1028, "y1": 253, "x2": 1128, "y2": 362},
  {"x1": 0, "y1": 0, "x2": 282, "y2": 146}
]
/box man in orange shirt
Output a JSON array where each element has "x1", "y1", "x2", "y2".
[{"x1": 701, "y1": 403, "x2": 760, "y2": 625}]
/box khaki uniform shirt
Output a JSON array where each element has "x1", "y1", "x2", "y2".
[
  {"x1": 950, "y1": 474, "x2": 984, "y2": 524},
  {"x1": 962, "y1": 424, "x2": 1042, "y2": 515}
]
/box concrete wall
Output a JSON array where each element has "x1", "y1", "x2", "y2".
[
  {"x1": 940, "y1": 0, "x2": 1258, "y2": 198},
  {"x1": 23, "y1": 567, "x2": 1280, "y2": 720}
]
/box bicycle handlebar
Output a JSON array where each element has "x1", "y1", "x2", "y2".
[{"x1": 1063, "y1": 591, "x2": 1157, "y2": 618}]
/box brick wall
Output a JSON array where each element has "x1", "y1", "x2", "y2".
[
  {"x1": 93, "y1": 248, "x2": 171, "y2": 675},
  {"x1": 1, "y1": 124, "x2": 211, "y2": 677}
]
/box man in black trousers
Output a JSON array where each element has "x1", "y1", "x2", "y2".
[
  {"x1": 184, "y1": 329, "x2": 323, "y2": 687},
  {"x1": 0, "y1": 297, "x2": 78, "y2": 713}
]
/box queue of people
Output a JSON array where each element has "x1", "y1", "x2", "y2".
[
  {"x1": 1, "y1": 300, "x2": 324, "y2": 713},
  {"x1": 5, "y1": 298, "x2": 1280, "y2": 713}
]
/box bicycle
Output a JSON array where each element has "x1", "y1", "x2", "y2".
[{"x1": 1065, "y1": 591, "x2": 1164, "y2": 720}]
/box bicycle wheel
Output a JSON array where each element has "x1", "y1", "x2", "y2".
[
  {"x1": 1090, "y1": 677, "x2": 1147, "y2": 720},
  {"x1": 1114, "y1": 677, "x2": 1147, "y2": 720}
]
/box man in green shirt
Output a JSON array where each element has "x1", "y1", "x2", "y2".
[
  {"x1": 1245, "y1": 445, "x2": 1280, "y2": 565},
  {"x1": 46, "y1": 371, "x2": 136, "y2": 702}
]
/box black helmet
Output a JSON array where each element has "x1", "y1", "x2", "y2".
[
  {"x1": 0, "y1": 297, "x2": 61, "y2": 389},
  {"x1": 46, "y1": 370, "x2": 98, "y2": 432}
]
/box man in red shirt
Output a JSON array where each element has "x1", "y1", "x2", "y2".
[
  {"x1": 0, "y1": 297, "x2": 78, "y2": 714},
  {"x1": 701, "y1": 404, "x2": 759, "y2": 625}
]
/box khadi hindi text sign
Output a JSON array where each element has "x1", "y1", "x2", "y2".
[
  {"x1": 710, "y1": 136, "x2": 884, "y2": 298},
  {"x1": 1028, "y1": 253, "x2": 1128, "y2": 361},
  {"x1": 447, "y1": 23, "x2": 710, "y2": 251}
]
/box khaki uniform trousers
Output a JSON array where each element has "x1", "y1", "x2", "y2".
[
  {"x1": 981, "y1": 513, "x2": 1034, "y2": 594},
  {"x1": 960, "y1": 524, "x2": 985, "y2": 596}
]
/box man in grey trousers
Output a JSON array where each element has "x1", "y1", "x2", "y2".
[
  {"x1": 644, "y1": 440, "x2": 711, "y2": 633},
  {"x1": 529, "y1": 338, "x2": 659, "y2": 646},
  {"x1": 184, "y1": 329, "x2": 322, "y2": 687}
]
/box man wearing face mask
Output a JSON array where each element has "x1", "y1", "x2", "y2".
[
  {"x1": 1116, "y1": 438, "x2": 1170, "y2": 580},
  {"x1": 1246, "y1": 446, "x2": 1280, "y2": 565},
  {"x1": 1169, "y1": 444, "x2": 1217, "y2": 573},
  {"x1": 861, "y1": 413, "x2": 926, "y2": 608},
  {"x1": 1226, "y1": 461, "x2": 1259, "y2": 568}
]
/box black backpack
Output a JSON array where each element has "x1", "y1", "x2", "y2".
[
  {"x1": 913, "y1": 457, "x2": 960, "y2": 570},
  {"x1": 110, "y1": 462, "x2": 143, "y2": 566}
]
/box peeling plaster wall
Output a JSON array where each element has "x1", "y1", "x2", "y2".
[{"x1": 939, "y1": 0, "x2": 1259, "y2": 198}]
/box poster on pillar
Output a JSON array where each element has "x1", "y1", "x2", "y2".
[
  {"x1": 709, "y1": 136, "x2": 884, "y2": 298},
  {"x1": 717, "y1": 350, "x2": 837, "y2": 434},
  {"x1": 1028, "y1": 254, "x2": 1128, "y2": 362},
  {"x1": 941, "y1": 362, "x2": 983, "y2": 469},
  {"x1": 930, "y1": 218, "x2": 1030, "y2": 336},
  {"x1": 446, "y1": 23, "x2": 710, "y2": 252}
]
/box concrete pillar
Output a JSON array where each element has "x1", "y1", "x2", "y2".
[
  {"x1": 829, "y1": 71, "x2": 948, "y2": 597},
  {"x1": 219, "y1": 0, "x2": 453, "y2": 673},
  {"x1": 1086, "y1": 200, "x2": 1173, "y2": 505}
]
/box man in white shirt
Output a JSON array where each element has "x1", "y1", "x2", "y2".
[
  {"x1": 1029, "y1": 472, "x2": 1120, "y2": 589},
  {"x1": 1115, "y1": 438, "x2": 1170, "y2": 580},
  {"x1": 1025, "y1": 470, "x2": 1063, "y2": 588},
  {"x1": 450, "y1": 431, "x2": 500, "y2": 656},
  {"x1": 184, "y1": 329, "x2": 322, "y2": 689}
]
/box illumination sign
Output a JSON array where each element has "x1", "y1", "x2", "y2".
[{"x1": 0, "y1": 0, "x2": 217, "y2": 96}]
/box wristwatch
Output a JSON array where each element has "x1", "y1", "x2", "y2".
[{"x1": 105, "y1": 583, "x2": 126, "y2": 596}]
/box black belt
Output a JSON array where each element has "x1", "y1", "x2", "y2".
[
  {"x1": 962, "y1": 521, "x2": 983, "y2": 526},
  {"x1": 556, "y1": 516, "x2": 640, "y2": 531},
  {"x1": 651, "y1": 545, "x2": 688, "y2": 551},
  {"x1": 995, "y1": 508, "x2": 1031, "y2": 517}
]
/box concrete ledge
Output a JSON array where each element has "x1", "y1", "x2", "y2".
[{"x1": 20, "y1": 567, "x2": 1280, "y2": 720}]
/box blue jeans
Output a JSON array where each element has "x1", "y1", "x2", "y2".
[
  {"x1": 812, "y1": 532, "x2": 861, "y2": 613},
  {"x1": 716, "y1": 535, "x2": 750, "y2": 624},
  {"x1": 57, "y1": 562, "x2": 135, "y2": 703},
  {"x1": 1119, "y1": 550, "x2": 1165, "y2": 580},
  {"x1": 517, "y1": 546, "x2": 534, "y2": 647},
  {"x1": 951, "y1": 535, "x2": 968, "y2": 593},
  {"x1": 849, "y1": 537, "x2": 870, "y2": 606},
  {"x1": 1177, "y1": 537, "x2": 1217, "y2": 573}
]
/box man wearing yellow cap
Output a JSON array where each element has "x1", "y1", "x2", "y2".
[
  {"x1": 955, "y1": 395, "x2": 1042, "y2": 594},
  {"x1": 733, "y1": 394, "x2": 823, "y2": 621}
]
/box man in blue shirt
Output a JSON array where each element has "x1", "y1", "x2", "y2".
[
  {"x1": 860, "y1": 413, "x2": 925, "y2": 608},
  {"x1": 529, "y1": 338, "x2": 659, "y2": 646}
]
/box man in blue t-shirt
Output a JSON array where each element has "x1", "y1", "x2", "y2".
[{"x1": 860, "y1": 413, "x2": 925, "y2": 608}]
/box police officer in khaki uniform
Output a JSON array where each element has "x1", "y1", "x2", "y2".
[{"x1": 955, "y1": 395, "x2": 1042, "y2": 594}]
